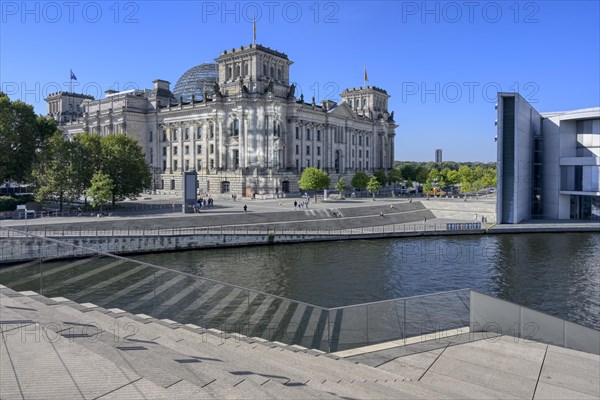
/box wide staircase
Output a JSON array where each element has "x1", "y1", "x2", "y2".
[
  {"x1": 2, "y1": 285, "x2": 475, "y2": 399},
  {"x1": 0, "y1": 255, "x2": 469, "y2": 353}
]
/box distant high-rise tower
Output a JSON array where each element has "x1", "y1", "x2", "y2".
[{"x1": 435, "y1": 149, "x2": 443, "y2": 163}]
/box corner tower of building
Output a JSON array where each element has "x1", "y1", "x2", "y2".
[{"x1": 215, "y1": 44, "x2": 293, "y2": 98}]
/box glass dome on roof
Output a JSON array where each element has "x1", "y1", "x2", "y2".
[{"x1": 172, "y1": 63, "x2": 218, "y2": 101}]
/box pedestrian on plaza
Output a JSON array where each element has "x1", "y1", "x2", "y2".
[
  {"x1": 294, "y1": 201, "x2": 297, "y2": 209},
  {"x1": 243, "y1": 204, "x2": 247, "y2": 213},
  {"x1": 475, "y1": 213, "x2": 478, "y2": 221},
  {"x1": 77, "y1": 206, "x2": 82, "y2": 217}
]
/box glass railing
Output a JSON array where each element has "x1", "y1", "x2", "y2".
[{"x1": 1, "y1": 227, "x2": 597, "y2": 355}]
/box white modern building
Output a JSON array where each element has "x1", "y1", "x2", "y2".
[
  {"x1": 496, "y1": 92, "x2": 600, "y2": 223},
  {"x1": 46, "y1": 43, "x2": 397, "y2": 197}
]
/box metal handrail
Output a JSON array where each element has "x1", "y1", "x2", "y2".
[{"x1": 327, "y1": 288, "x2": 470, "y2": 311}]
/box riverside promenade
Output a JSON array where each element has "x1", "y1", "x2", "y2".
[{"x1": 1, "y1": 195, "x2": 597, "y2": 237}]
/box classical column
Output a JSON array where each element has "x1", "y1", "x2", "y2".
[
  {"x1": 240, "y1": 113, "x2": 247, "y2": 168},
  {"x1": 217, "y1": 117, "x2": 225, "y2": 169}
]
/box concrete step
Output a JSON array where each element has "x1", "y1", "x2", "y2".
[
  {"x1": 1, "y1": 293, "x2": 275, "y2": 399},
  {"x1": 2, "y1": 292, "x2": 342, "y2": 399}
]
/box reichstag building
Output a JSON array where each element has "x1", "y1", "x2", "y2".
[{"x1": 46, "y1": 43, "x2": 397, "y2": 197}]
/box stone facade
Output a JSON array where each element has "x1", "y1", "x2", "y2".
[{"x1": 46, "y1": 43, "x2": 397, "y2": 197}]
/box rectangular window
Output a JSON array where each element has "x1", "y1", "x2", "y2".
[
  {"x1": 352, "y1": 149, "x2": 355, "y2": 157},
  {"x1": 162, "y1": 147, "x2": 167, "y2": 156},
  {"x1": 173, "y1": 160, "x2": 178, "y2": 171},
  {"x1": 173, "y1": 146, "x2": 178, "y2": 155},
  {"x1": 317, "y1": 130, "x2": 321, "y2": 141},
  {"x1": 149, "y1": 148, "x2": 153, "y2": 165},
  {"x1": 162, "y1": 160, "x2": 167, "y2": 172},
  {"x1": 197, "y1": 160, "x2": 202, "y2": 170},
  {"x1": 317, "y1": 160, "x2": 321, "y2": 169},
  {"x1": 295, "y1": 127, "x2": 299, "y2": 139},
  {"x1": 366, "y1": 137, "x2": 370, "y2": 146},
  {"x1": 210, "y1": 159, "x2": 215, "y2": 169},
  {"x1": 359, "y1": 149, "x2": 362, "y2": 158},
  {"x1": 210, "y1": 144, "x2": 214, "y2": 154},
  {"x1": 306, "y1": 160, "x2": 310, "y2": 168},
  {"x1": 197, "y1": 127, "x2": 202, "y2": 139},
  {"x1": 366, "y1": 161, "x2": 369, "y2": 170},
  {"x1": 317, "y1": 146, "x2": 321, "y2": 156},
  {"x1": 295, "y1": 145, "x2": 299, "y2": 155},
  {"x1": 185, "y1": 128, "x2": 189, "y2": 140},
  {"x1": 366, "y1": 150, "x2": 369, "y2": 158},
  {"x1": 359, "y1": 136, "x2": 363, "y2": 146},
  {"x1": 162, "y1": 130, "x2": 167, "y2": 142},
  {"x1": 185, "y1": 159, "x2": 190, "y2": 171},
  {"x1": 306, "y1": 146, "x2": 310, "y2": 155},
  {"x1": 197, "y1": 144, "x2": 202, "y2": 154},
  {"x1": 306, "y1": 128, "x2": 311, "y2": 141},
  {"x1": 209, "y1": 125, "x2": 214, "y2": 138},
  {"x1": 149, "y1": 130, "x2": 153, "y2": 143},
  {"x1": 173, "y1": 129, "x2": 178, "y2": 141},
  {"x1": 185, "y1": 145, "x2": 190, "y2": 155},
  {"x1": 352, "y1": 135, "x2": 355, "y2": 145},
  {"x1": 170, "y1": 179, "x2": 175, "y2": 190},
  {"x1": 161, "y1": 179, "x2": 165, "y2": 190}
]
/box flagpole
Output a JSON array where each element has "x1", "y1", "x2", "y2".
[{"x1": 253, "y1": 14, "x2": 256, "y2": 45}]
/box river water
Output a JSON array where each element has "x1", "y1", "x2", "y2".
[{"x1": 133, "y1": 232, "x2": 600, "y2": 329}]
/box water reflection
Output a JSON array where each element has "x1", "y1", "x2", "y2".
[{"x1": 133, "y1": 233, "x2": 600, "y2": 329}]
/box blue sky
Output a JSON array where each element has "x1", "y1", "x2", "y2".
[{"x1": 1, "y1": 1, "x2": 599, "y2": 162}]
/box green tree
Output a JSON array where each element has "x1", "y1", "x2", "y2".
[
  {"x1": 481, "y1": 169, "x2": 497, "y2": 188},
  {"x1": 33, "y1": 133, "x2": 79, "y2": 211},
  {"x1": 373, "y1": 169, "x2": 388, "y2": 185},
  {"x1": 387, "y1": 168, "x2": 402, "y2": 185},
  {"x1": 73, "y1": 133, "x2": 103, "y2": 203},
  {"x1": 416, "y1": 167, "x2": 429, "y2": 185},
  {"x1": 0, "y1": 92, "x2": 57, "y2": 183},
  {"x1": 100, "y1": 134, "x2": 151, "y2": 205},
  {"x1": 87, "y1": 172, "x2": 114, "y2": 213},
  {"x1": 446, "y1": 170, "x2": 460, "y2": 185},
  {"x1": 335, "y1": 177, "x2": 349, "y2": 197},
  {"x1": 399, "y1": 164, "x2": 417, "y2": 182},
  {"x1": 351, "y1": 171, "x2": 369, "y2": 190},
  {"x1": 366, "y1": 175, "x2": 382, "y2": 200},
  {"x1": 298, "y1": 167, "x2": 330, "y2": 201}
]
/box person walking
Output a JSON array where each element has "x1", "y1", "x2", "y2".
[
  {"x1": 294, "y1": 200, "x2": 297, "y2": 209},
  {"x1": 243, "y1": 204, "x2": 247, "y2": 214}
]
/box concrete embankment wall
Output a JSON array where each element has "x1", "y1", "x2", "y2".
[{"x1": 0, "y1": 229, "x2": 475, "y2": 264}]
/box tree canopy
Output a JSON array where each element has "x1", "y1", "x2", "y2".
[
  {"x1": 335, "y1": 177, "x2": 349, "y2": 195},
  {"x1": 298, "y1": 167, "x2": 330, "y2": 191},
  {"x1": 33, "y1": 133, "x2": 151, "y2": 206},
  {"x1": 351, "y1": 171, "x2": 369, "y2": 189},
  {"x1": 366, "y1": 175, "x2": 382, "y2": 193},
  {"x1": 0, "y1": 92, "x2": 57, "y2": 183}
]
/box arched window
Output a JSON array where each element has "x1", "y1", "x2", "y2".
[
  {"x1": 270, "y1": 66, "x2": 274, "y2": 77},
  {"x1": 263, "y1": 64, "x2": 267, "y2": 76},
  {"x1": 363, "y1": 98, "x2": 367, "y2": 108},
  {"x1": 226, "y1": 65, "x2": 232, "y2": 80},
  {"x1": 243, "y1": 62, "x2": 249, "y2": 76},
  {"x1": 277, "y1": 68, "x2": 282, "y2": 80},
  {"x1": 231, "y1": 119, "x2": 239, "y2": 136},
  {"x1": 234, "y1": 64, "x2": 240, "y2": 78}
]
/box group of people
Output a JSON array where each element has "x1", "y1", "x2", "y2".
[
  {"x1": 293, "y1": 200, "x2": 310, "y2": 210},
  {"x1": 191, "y1": 197, "x2": 214, "y2": 213}
]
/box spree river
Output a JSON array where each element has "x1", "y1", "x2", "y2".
[{"x1": 133, "y1": 232, "x2": 600, "y2": 329}]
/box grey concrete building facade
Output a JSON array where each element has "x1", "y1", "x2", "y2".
[
  {"x1": 496, "y1": 92, "x2": 599, "y2": 223},
  {"x1": 46, "y1": 44, "x2": 397, "y2": 197}
]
